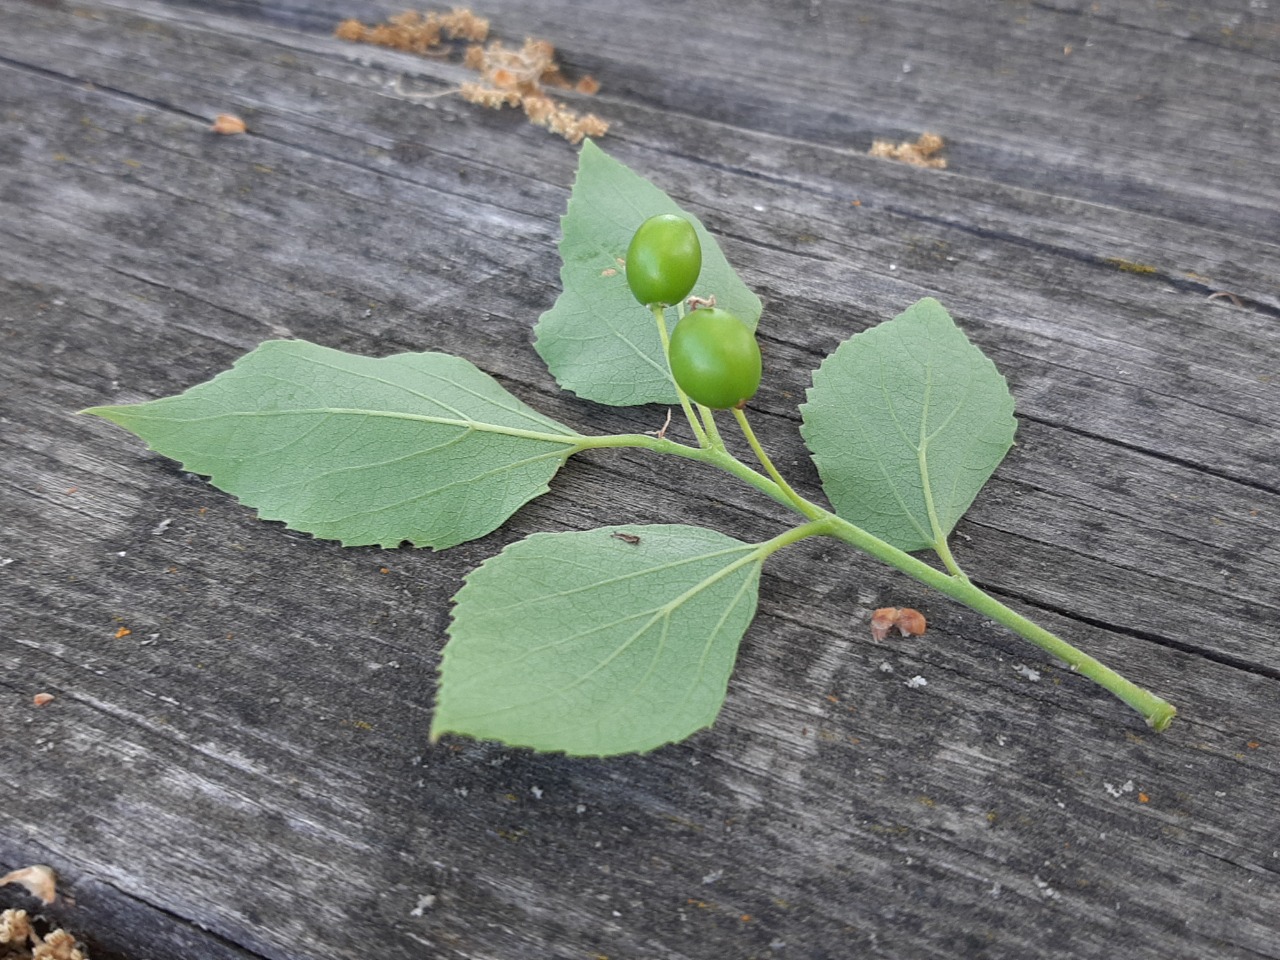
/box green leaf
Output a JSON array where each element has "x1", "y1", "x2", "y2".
[
  {"x1": 83, "y1": 340, "x2": 581, "y2": 549},
  {"x1": 431, "y1": 524, "x2": 764, "y2": 755},
  {"x1": 533, "y1": 140, "x2": 762, "y2": 406},
  {"x1": 799, "y1": 298, "x2": 1016, "y2": 553}
]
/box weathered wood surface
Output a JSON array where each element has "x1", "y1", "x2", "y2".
[{"x1": 2, "y1": 0, "x2": 1279, "y2": 957}]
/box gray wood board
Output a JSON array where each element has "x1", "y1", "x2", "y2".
[{"x1": 2, "y1": 1, "x2": 1278, "y2": 958}]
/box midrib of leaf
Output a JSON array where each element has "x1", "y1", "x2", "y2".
[
  {"x1": 871, "y1": 356, "x2": 934, "y2": 547},
  {"x1": 547, "y1": 571, "x2": 760, "y2": 743},
  {"x1": 294, "y1": 351, "x2": 575, "y2": 436},
  {"x1": 528, "y1": 574, "x2": 761, "y2": 742},
  {"x1": 868, "y1": 347, "x2": 984, "y2": 553},
  {"x1": 234, "y1": 427, "x2": 477, "y2": 493},
  {"x1": 918, "y1": 356, "x2": 984, "y2": 552},
  {"x1": 110, "y1": 406, "x2": 584, "y2": 447},
  {"x1": 656, "y1": 546, "x2": 763, "y2": 615},
  {"x1": 917, "y1": 360, "x2": 949, "y2": 552},
  {"x1": 446, "y1": 543, "x2": 762, "y2": 713}
]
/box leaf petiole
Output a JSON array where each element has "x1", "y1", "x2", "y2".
[
  {"x1": 731, "y1": 406, "x2": 820, "y2": 519},
  {"x1": 752, "y1": 518, "x2": 833, "y2": 559},
  {"x1": 695, "y1": 403, "x2": 726, "y2": 450},
  {"x1": 931, "y1": 535, "x2": 968, "y2": 582},
  {"x1": 650, "y1": 303, "x2": 708, "y2": 447}
]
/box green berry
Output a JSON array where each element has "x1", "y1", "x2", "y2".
[
  {"x1": 667, "y1": 308, "x2": 762, "y2": 409},
  {"x1": 625, "y1": 214, "x2": 702, "y2": 307}
]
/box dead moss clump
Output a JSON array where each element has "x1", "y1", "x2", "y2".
[
  {"x1": 0, "y1": 910, "x2": 87, "y2": 960},
  {"x1": 869, "y1": 132, "x2": 947, "y2": 168},
  {"x1": 335, "y1": 8, "x2": 488, "y2": 49},
  {"x1": 336, "y1": 8, "x2": 608, "y2": 143}
]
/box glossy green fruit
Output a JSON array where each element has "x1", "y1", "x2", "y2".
[
  {"x1": 668, "y1": 308, "x2": 762, "y2": 409},
  {"x1": 625, "y1": 214, "x2": 702, "y2": 307}
]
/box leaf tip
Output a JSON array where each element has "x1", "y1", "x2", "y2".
[
  {"x1": 900, "y1": 295, "x2": 951, "y2": 324},
  {"x1": 78, "y1": 404, "x2": 128, "y2": 423}
]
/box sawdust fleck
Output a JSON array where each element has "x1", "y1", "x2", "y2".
[{"x1": 869, "y1": 132, "x2": 947, "y2": 168}]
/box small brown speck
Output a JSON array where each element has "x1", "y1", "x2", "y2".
[
  {"x1": 211, "y1": 114, "x2": 247, "y2": 135},
  {"x1": 870, "y1": 607, "x2": 926, "y2": 640}
]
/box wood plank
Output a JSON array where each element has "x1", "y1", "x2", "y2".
[{"x1": 3, "y1": 1, "x2": 1278, "y2": 958}]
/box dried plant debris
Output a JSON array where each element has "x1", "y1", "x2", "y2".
[
  {"x1": 335, "y1": 8, "x2": 608, "y2": 143},
  {"x1": 0, "y1": 910, "x2": 86, "y2": 960},
  {"x1": 868, "y1": 132, "x2": 947, "y2": 168},
  {"x1": 335, "y1": 8, "x2": 490, "y2": 49},
  {"x1": 0, "y1": 868, "x2": 56, "y2": 906},
  {"x1": 870, "y1": 607, "x2": 927, "y2": 641},
  {"x1": 460, "y1": 38, "x2": 608, "y2": 143},
  {"x1": 209, "y1": 113, "x2": 247, "y2": 135}
]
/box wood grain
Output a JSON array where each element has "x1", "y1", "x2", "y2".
[{"x1": 2, "y1": 1, "x2": 1278, "y2": 958}]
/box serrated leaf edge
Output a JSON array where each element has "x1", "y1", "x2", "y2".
[{"x1": 430, "y1": 525, "x2": 765, "y2": 756}]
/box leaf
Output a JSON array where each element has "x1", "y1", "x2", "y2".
[
  {"x1": 431, "y1": 524, "x2": 764, "y2": 755},
  {"x1": 799, "y1": 298, "x2": 1016, "y2": 553},
  {"x1": 533, "y1": 139, "x2": 762, "y2": 406},
  {"x1": 84, "y1": 340, "x2": 581, "y2": 549}
]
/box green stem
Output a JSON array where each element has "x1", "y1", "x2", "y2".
[
  {"x1": 696, "y1": 403, "x2": 726, "y2": 450},
  {"x1": 575, "y1": 432, "x2": 800, "y2": 514},
  {"x1": 755, "y1": 519, "x2": 832, "y2": 559},
  {"x1": 660, "y1": 519, "x2": 833, "y2": 619},
  {"x1": 651, "y1": 303, "x2": 708, "y2": 447},
  {"x1": 819, "y1": 512, "x2": 1177, "y2": 731},
  {"x1": 731, "y1": 406, "x2": 820, "y2": 519},
  {"x1": 575, "y1": 430, "x2": 1177, "y2": 731}
]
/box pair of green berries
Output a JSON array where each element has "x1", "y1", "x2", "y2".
[{"x1": 626, "y1": 214, "x2": 761, "y2": 410}]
